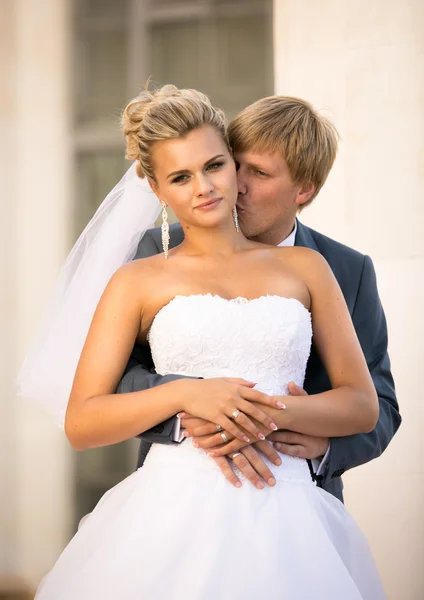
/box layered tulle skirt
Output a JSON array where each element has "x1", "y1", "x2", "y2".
[{"x1": 36, "y1": 440, "x2": 386, "y2": 599}]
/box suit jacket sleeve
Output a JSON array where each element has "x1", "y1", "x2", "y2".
[
  {"x1": 116, "y1": 229, "x2": 194, "y2": 443},
  {"x1": 320, "y1": 255, "x2": 401, "y2": 484}
]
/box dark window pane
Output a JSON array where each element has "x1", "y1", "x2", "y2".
[
  {"x1": 79, "y1": 0, "x2": 129, "y2": 20},
  {"x1": 74, "y1": 440, "x2": 137, "y2": 529},
  {"x1": 74, "y1": 152, "x2": 127, "y2": 238},
  {"x1": 150, "y1": 21, "x2": 203, "y2": 90},
  {"x1": 218, "y1": 16, "x2": 270, "y2": 86},
  {"x1": 76, "y1": 29, "x2": 128, "y2": 126},
  {"x1": 214, "y1": 14, "x2": 273, "y2": 117},
  {"x1": 148, "y1": 0, "x2": 200, "y2": 6}
]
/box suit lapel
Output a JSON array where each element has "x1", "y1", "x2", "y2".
[{"x1": 294, "y1": 219, "x2": 319, "y2": 252}]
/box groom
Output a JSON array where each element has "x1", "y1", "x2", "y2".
[{"x1": 117, "y1": 95, "x2": 401, "y2": 502}]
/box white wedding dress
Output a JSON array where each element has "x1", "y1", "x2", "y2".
[{"x1": 36, "y1": 294, "x2": 386, "y2": 599}]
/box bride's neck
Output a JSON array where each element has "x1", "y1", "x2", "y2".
[{"x1": 180, "y1": 221, "x2": 249, "y2": 257}]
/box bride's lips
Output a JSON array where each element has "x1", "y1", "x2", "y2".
[{"x1": 195, "y1": 197, "x2": 222, "y2": 210}]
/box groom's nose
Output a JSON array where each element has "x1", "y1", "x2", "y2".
[{"x1": 237, "y1": 171, "x2": 247, "y2": 195}]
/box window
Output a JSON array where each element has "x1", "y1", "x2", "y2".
[{"x1": 72, "y1": 0, "x2": 273, "y2": 526}]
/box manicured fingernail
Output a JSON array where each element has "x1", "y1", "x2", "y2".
[
  {"x1": 207, "y1": 452, "x2": 215, "y2": 457},
  {"x1": 235, "y1": 482, "x2": 242, "y2": 488},
  {"x1": 268, "y1": 477, "x2": 276, "y2": 486},
  {"x1": 275, "y1": 458, "x2": 282, "y2": 465},
  {"x1": 258, "y1": 433, "x2": 266, "y2": 440},
  {"x1": 177, "y1": 412, "x2": 186, "y2": 418},
  {"x1": 183, "y1": 430, "x2": 190, "y2": 437},
  {"x1": 243, "y1": 436, "x2": 250, "y2": 442},
  {"x1": 270, "y1": 423, "x2": 278, "y2": 431},
  {"x1": 276, "y1": 402, "x2": 286, "y2": 409},
  {"x1": 193, "y1": 441, "x2": 199, "y2": 447},
  {"x1": 256, "y1": 481, "x2": 265, "y2": 489}
]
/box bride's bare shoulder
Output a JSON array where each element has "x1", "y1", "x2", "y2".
[
  {"x1": 117, "y1": 253, "x2": 168, "y2": 277},
  {"x1": 132, "y1": 252, "x2": 169, "y2": 271},
  {"x1": 104, "y1": 254, "x2": 167, "y2": 302},
  {"x1": 271, "y1": 246, "x2": 332, "y2": 281},
  {"x1": 275, "y1": 245, "x2": 326, "y2": 264}
]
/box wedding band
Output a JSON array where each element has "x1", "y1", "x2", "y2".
[
  {"x1": 220, "y1": 432, "x2": 229, "y2": 443},
  {"x1": 216, "y1": 424, "x2": 223, "y2": 432},
  {"x1": 231, "y1": 452, "x2": 242, "y2": 460},
  {"x1": 231, "y1": 409, "x2": 241, "y2": 420}
]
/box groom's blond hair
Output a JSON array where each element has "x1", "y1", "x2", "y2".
[{"x1": 228, "y1": 96, "x2": 339, "y2": 208}]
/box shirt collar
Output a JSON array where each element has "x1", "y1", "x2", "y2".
[{"x1": 277, "y1": 220, "x2": 297, "y2": 247}]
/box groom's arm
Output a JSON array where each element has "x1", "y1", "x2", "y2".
[
  {"x1": 116, "y1": 344, "x2": 189, "y2": 443},
  {"x1": 195, "y1": 257, "x2": 400, "y2": 482},
  {"x1": 117, "y1": 343, "x2": 185, "y2": 396},
  {"x1": 319, "y1": 255, "x2": 401, "y2": 486}
]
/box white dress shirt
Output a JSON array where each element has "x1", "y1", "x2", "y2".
[{"x1": 277, "y1": 221, "x2": 298, "y2": 248}]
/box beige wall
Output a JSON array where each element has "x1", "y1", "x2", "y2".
[
  {"x1": 0, "y1": 0, "x2": 19, "y2": 576},
  {"x1": 274, "y1": 0, "x2": 424, "y2": 598},
  {"x1": 0, "y1": 0, "x2": 74, "y2": 587}
]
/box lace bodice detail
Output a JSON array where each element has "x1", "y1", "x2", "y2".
[{"x1": 149, "y1": 294, "x2": 312, "y2": 397}]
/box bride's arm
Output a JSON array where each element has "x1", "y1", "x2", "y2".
[
  {"x1": 186, "y1": 251, "x2": 382, "y2": 459},
  {"x1": 64, "y1": 263, "x2": 185, "y2": 451},
  {"x1": 206, "y1": 250, "x2": 381, "y2": 458},
  {"x1": 65, "y1": 263, "x2": 277, "y2": 450},
  {"x1": 270, "y1": 248, "x2": 379, "y2": 438}
]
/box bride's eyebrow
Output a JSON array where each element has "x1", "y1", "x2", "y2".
[{"x1": 166, "y1": 154, "x2": 225, "y2": 180}]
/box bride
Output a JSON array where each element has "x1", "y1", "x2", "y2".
[{"x1": 24, "y1": 85, "x2": 386, "y2": 599}]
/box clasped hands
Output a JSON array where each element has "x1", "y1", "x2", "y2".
[{"x1": 179, "y1": 380, "x2": 329, "y2": 490}]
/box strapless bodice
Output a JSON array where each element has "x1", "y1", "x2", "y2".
[
  {"x1": 147, "y1": 294, "x2": 313, "y2": 483},
  {"x1": 149, "y1": 293, "x2": 312, "y2": 397}
]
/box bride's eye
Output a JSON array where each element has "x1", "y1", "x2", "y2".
[
  {"x1": 206, "y1": 161, "x2": 225, "y2": 172},
  {"x1": 171, "y1": 174, "x2": 189, "y2": 184}
]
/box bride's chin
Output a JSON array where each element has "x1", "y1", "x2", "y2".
[{"x1": 190, "y1": 209, "x2": 233, "y2": 230}]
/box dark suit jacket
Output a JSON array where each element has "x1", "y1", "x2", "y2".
[{"x1": 117, "y1": 220, "x2": 401, "y2": 502}]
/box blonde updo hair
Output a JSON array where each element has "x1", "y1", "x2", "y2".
[{"x1": 122, "y1": 84, "x2": 229, "y2": 180}]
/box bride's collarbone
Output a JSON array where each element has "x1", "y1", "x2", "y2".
[{"x1": 137, "y1": 257, "x2": 311, "y2": 334}]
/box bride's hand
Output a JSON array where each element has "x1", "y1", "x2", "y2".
[{"x1": 180, "y1": 378, "x2": 285, "y2": 442}]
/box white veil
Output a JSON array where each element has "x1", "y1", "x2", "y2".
[{"x1": 17, "y1": 163, "x2": 162, "y2": 428}]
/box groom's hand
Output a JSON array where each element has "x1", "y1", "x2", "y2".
[
  {"x1": 268, "y1": 431, "x2": 329, "y2": 460},
  {"x1": 212, "y1": 443, "x2": 280, "y2": 490},
  {"x1": 268, "y1": 382, "x2": 329, "y2": 460},
  {"x1": 180, "y1": 414, "x2": 222, "y2": 438},
  {"x1": 181, "y1": 415, "x2": 281, "y2": 489}
]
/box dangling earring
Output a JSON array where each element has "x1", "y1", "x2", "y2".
[
  {"x1": 161, "y1": 201, "x2": 170, "y2": 259},
  {"x1": 233, "y1": 205, "x2": 240, "y2": 233}
]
